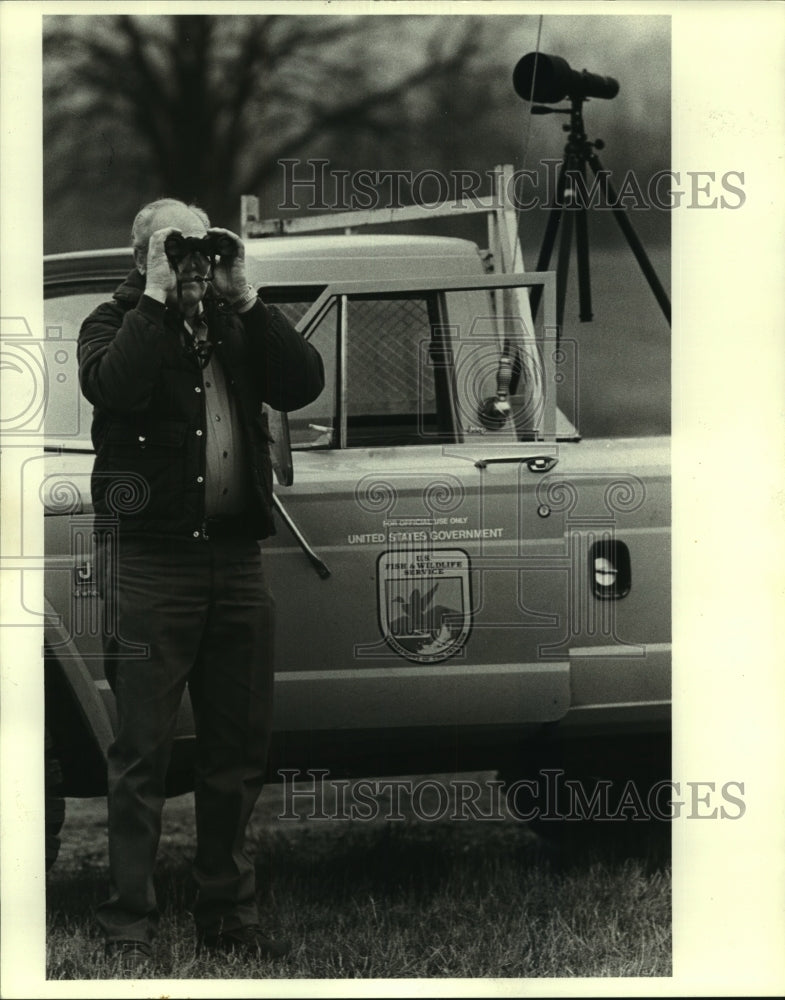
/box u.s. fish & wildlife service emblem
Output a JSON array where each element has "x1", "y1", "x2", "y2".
[{"x1": 377, "y1": 548, "x2": 471, "y2": 663}]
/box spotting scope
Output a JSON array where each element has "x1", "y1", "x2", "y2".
[{"x1": 512, "y1": 52, "x2": 619, "y2": 103}]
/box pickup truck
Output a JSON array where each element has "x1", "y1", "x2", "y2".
[{"x1": 40, "y1": 185, "x2": 670, "y2": 867}]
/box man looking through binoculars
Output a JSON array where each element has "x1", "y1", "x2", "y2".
[{"x1": 77, "y1": 198, "x2": 324, "y2": 971}]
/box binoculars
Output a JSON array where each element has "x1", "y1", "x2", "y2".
[{"x1": 164, "y1": 231, "x2": 238, "y2": 265}]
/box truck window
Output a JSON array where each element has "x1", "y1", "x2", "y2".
[
  {"x1": 44, "y1": 291, "x2": 109, "y2": 447},
  {"x1": 273, "y1": 291, "x2": 457, "y2": 450},
  {"x1": 345, "y1": 294, "x2": 453, "y2": 447},
  {"x1": 267, "y1": 281, "x2": 555, "y2": 448},
  {"x1": 274, "y1": 298, "x2": 338, "y2": 450}
]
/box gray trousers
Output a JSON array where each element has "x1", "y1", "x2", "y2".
[{"x1": 97, "y1": 534, "x2": 275, "y2": 945}]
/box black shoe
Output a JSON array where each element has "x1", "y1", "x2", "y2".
[
  {"x1": 198, "y1": 925, "x2": 290, "y2": 960},
  {"x1": 104, "y1": 939, "x2": 153, "y2": 975}
]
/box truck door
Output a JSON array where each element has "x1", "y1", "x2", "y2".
[{"x1": 262, "y1": 272, "x2": 578, "y2": 739}]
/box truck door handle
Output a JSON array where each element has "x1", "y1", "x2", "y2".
[{"x1": 474, "y1": 455, "x2": 558, "y2": 472}]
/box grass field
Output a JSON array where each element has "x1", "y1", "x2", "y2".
[{"x1": 46, "y1": 776, "x2": 671, "y2": 981}]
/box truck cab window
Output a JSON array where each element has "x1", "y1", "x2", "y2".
[
  {"x1": 280, "y1": 298, "x2": 338, "y2": 450},
  {"x1": 345, "y1": 294, "x2": 455, "y2": 447}
]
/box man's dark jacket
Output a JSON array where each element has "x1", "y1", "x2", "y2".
[{"x1": 78, "y1": 270, "x2": 324, "y2": 540}]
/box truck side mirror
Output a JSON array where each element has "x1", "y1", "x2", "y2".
[{"x1": 478, "y1": 353, "x2": 514, "y2": 430}]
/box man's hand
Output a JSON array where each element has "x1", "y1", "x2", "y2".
[
  {"x1": 144, "y1": 227, "x2": 179, "y2": 303},
  {"x1": 207, "y1": 228, "x2": 248, "y2": 301}
]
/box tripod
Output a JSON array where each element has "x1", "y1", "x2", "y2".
[{"x1": 527, "y1": 97, "x2": 671, "y2": 330}]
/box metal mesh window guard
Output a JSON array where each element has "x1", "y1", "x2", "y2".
[{"x1": 346, "y1": 298, "x2": 437, "y2": 443}]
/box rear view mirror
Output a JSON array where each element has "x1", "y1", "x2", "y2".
[{"x1": 263, "y1": 405, "x2": 293, "y2": 486}]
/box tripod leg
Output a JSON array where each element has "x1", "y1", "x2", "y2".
[
  {"x1": 529, "y1": 160, "x2": 568, "y2": 323},
  {"x1": 555, "y1": 185, "x2": 573, "y2": 331},
  {"x1": 575, "y1": 200, "x2": 593, "y2": 322},
  {"x1": 589, "y1": 152, "x2": 671, "y2": 326}
]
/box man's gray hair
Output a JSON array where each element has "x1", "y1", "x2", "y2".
[{"x1": 131, "y1": 199, "x2": 211, "y2": 252}]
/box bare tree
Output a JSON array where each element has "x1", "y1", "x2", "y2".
[{"x1": 43, "y1": 13, "x2": 485, "y2": 248}]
